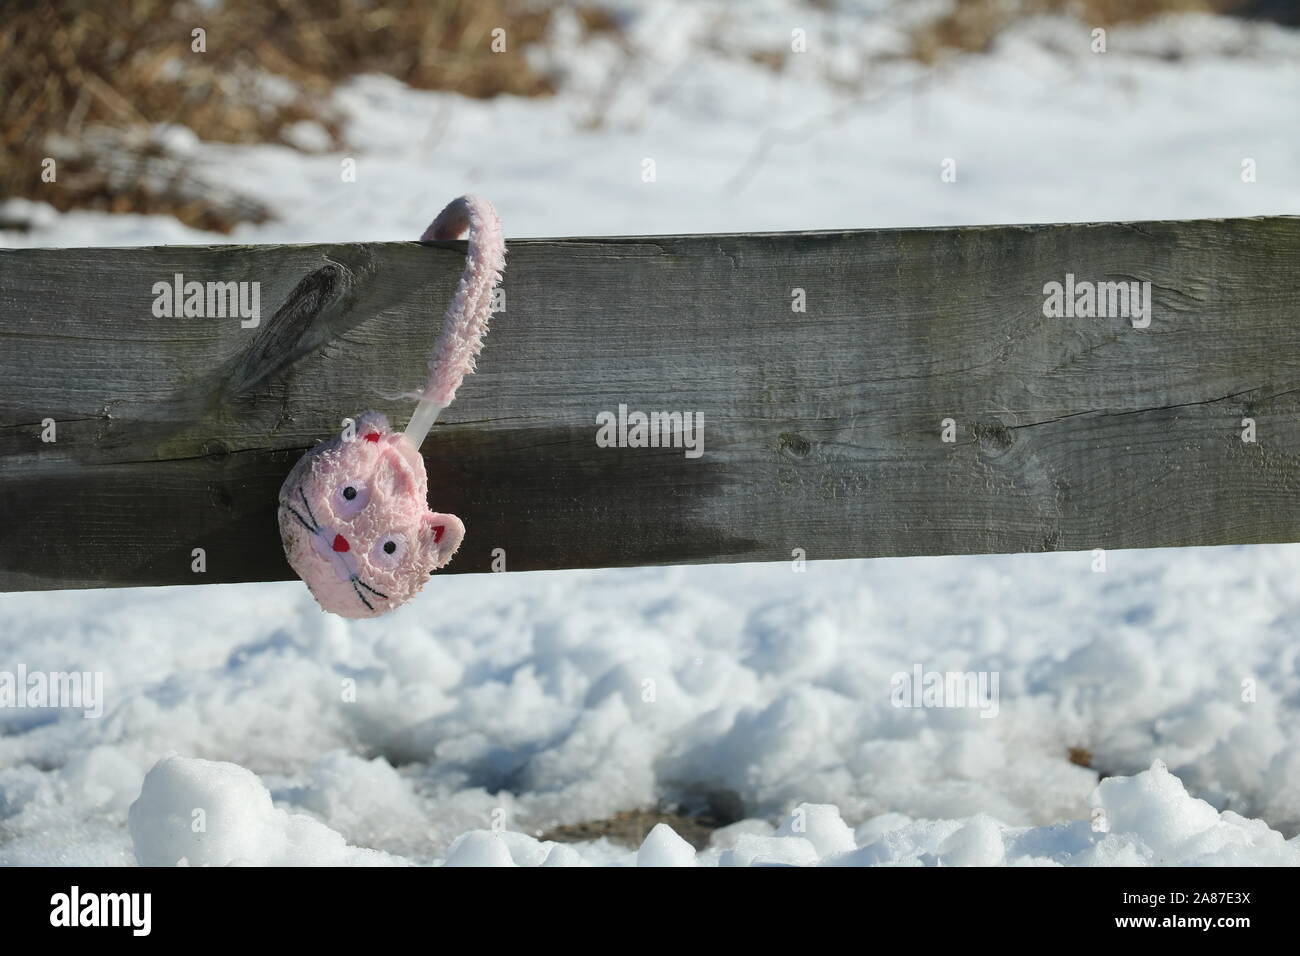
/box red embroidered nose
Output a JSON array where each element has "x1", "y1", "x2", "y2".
[
  {"x1": 364, "y1": 432, "x2": 380, "y2": 442},
  {"x1": 332, "y1": 534, "x2": 350, "y2": 553}
]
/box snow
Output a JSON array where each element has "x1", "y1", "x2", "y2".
[
  {"x1": 636, "y1": 823, "x2": 696, "y2": 867},
  {"x1": 776, "y1": 803, "x2": 857, "y2": 857},
  {"x1": 117, "y1": 755, "x2": 1300, "y2": 866},
  {"x1": 2, "y1": 1, "x2": 1299, "y2": 866},
  {"x1": 4, "y1": 546, "x2": 1300, "y2": 866},
  {"x1": 128, "y1": 755, "x2": 400, "y2": 867},
  {"x1": 442, "y1": 831, "x2": 516, "y2": 868}
]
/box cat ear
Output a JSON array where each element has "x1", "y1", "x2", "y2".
[
  {"x1": 421, "y1": 511, "x2": 465, "y2": 570},
  {"x1": 351, "y1": 410, "x2": 390, "y2": 442},
  {"x1": 375, "y1": 447, "x2": 418, "y2": 500}
]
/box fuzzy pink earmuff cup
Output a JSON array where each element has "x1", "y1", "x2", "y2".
[{"x1": 277, "y1": 196, "x2": 504, "y2": 618}]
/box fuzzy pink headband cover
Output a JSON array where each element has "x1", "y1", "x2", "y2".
[{"x1": 278, "y1": 196, "x2": 505, "y2": 618}]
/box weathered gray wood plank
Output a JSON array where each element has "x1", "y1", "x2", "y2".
[{"x1": 2, "y1": 216, "x2": 1298, "y2": 591}]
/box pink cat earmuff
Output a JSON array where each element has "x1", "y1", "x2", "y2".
[{"x1": 278, "y1": 196, "x2": 505, "y2": 618}]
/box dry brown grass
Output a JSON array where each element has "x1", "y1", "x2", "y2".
[
  {"x1": 1, "y1": 0, "x2": 571, "y2": 230},
  {"x1": 3, "y1": 0, "x2": 1277, "y2": 230},
  {"x1": 911, "y1": 0, "x2": 1246, "y2": 63}
]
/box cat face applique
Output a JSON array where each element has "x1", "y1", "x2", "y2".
[{"x1": 278, "y1": 413, "x2": 463, "y2": 618}]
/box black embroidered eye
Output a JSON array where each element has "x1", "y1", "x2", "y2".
[
  {"x1": 334, "y1": 481, "x2": 369, "y2": 518},
  {"x1": 371, "y1": 533, "x2": 407, "y2": 568}
]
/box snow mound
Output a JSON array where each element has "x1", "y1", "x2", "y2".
[
  {"x1": 442, "y1": 831, "x2": 517, "y2": 867},
  {"x1": 128, "y1": 756, "x2": 400, "y2": 867},
  {"x1": 637, "y1": 823, "x2": 696, "y2": 867},
  {"x1": 125, "y1": 757, "x2": 1300, "y2": 866},
  {"x1": 1086, "y1": 760, "x2": 1298, "y2": 866},
  {"x1": 839, "y1": 761, "x2": 1300, "y2": 867}
]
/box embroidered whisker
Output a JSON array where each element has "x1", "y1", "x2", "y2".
[
  {"x1": 351, "y1": 579, "x2": 374, "y2": 612},
  {"x1": 356, "y1": 580, "x2": 389, "y2": 600},
  {"x1": 298, "y1": 487, "x2": 320, "y2": 530},
  {"x1": 282, "y1": 502, "x2": 316, "y2": 534}
]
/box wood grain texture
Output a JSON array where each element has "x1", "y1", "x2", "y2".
[{"x1": 1, "y1": 216, "x2": 1298, "y2": 591}]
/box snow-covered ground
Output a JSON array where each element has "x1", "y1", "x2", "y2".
[
  {"x1": 4, "y1": 548, "x2": 1300, "y2": 866},
  {"x1": 2, "y1": 2, "x2": 1299, "y2": 865}
]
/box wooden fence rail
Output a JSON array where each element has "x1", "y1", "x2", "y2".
[{"x1": 1, "y1": 215, "x2": 1298, "y2": 591}]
